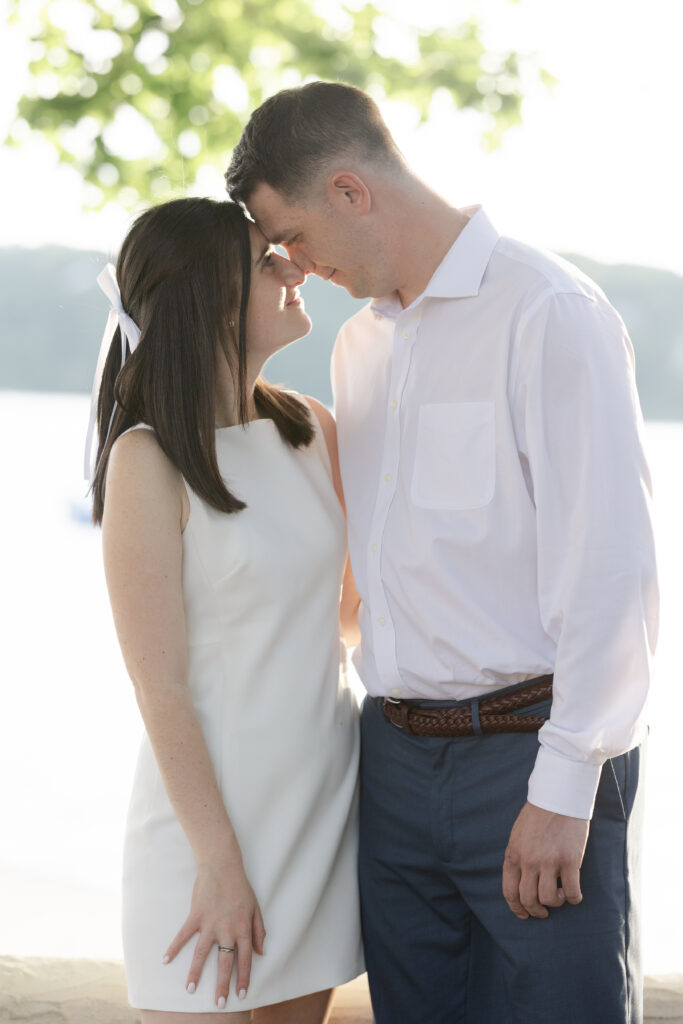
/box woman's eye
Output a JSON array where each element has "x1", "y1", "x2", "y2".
[{"x1": 263, "y1": 253, "x2": 274, "y2": 267}]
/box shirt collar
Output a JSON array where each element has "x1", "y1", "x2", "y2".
[{"x1": 370, "y1": 205, "x2": 499, "y2": 320}]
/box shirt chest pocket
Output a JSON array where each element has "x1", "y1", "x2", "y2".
[{"x1": 411, "y1": 402, "x2": 496, "y2": 510}]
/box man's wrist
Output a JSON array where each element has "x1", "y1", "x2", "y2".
[{"x1": 527, "y1": 744, "x2": 602, "y2": 820}]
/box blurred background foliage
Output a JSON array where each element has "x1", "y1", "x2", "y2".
[
  {"x1": 6, "y1": 0, "x2": 682, "y2": 418},
  {"x1": 7, "y1": 0, "x2": 552, "y2": 207}
]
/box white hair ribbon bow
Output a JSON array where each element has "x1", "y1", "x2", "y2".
[{"x1": 83, "y1": 263, "x2": 142, "y2": 484}]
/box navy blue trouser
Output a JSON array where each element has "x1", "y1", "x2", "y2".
[{"x1": 359, "y1": 689, "x2": 643, "y2": 1024}]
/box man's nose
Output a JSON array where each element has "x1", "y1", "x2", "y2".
[{"x1": 284, "y1": 244, "x2": 316, "y2": 276}]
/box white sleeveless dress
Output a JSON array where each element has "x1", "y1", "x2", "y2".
[{"x1": 120, "y1": 402, "x2": 363, "y2": 1012}]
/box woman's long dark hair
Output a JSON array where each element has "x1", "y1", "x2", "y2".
[{"x1": 90, "y1": 197, "x2": 314, "y2": 524}]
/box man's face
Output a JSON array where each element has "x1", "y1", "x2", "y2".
[{"x1": 246, "y1": 182, "x2": 382, "y2": 299}]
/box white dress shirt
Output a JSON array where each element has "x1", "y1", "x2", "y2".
[{"x1": 331, "y1": 206, "x2": 658, "y2": 820}]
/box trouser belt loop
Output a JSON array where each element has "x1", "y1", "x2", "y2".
[{"x1": 470, "y1": 698, "x2": 483, "y2": 737}]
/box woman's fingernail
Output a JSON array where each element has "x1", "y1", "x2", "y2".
[
  {"x1": 217, "y1": 995, "x2": 226, "y2": 1008},
  {"x1": 162, "y1": 955, "x2": 170, "y2": 964},
  {"x1": 187, "y1": 982, "x2": 196, "y2": 994},
  {"x1": 238, "y1": 988, "x2": 247, "y2": 1000}
]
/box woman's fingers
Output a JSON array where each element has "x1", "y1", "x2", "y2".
[
  {"x1": 162, "y1": 915, "x2": 200, "y2": 964},
  {"x1": 234, "y1": 934, "x2": 253, "y2": 1001},
  {"x1": 214, "y1": 932, "x2": 254, "y2": 1006},
  {"x1": 164, "y1": 891, "x2": 266, "y2": 1005},
  {"x1": 252, "y1": 904, "x2": 267, "y2": 956},
  {"x1": 215, "y1": 943, "x2": 236, "y2": 1008},
  {"x1": 185, "y1": 932, "x2": 214, "y2": 993}
]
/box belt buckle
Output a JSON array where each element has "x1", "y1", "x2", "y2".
[{"x1": 383, "y1": 697, "x2": 412, "y2": 732}]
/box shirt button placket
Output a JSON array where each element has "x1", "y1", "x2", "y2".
[{"x1": 368, "y1": 314, "x2": 418, "y2": 691}]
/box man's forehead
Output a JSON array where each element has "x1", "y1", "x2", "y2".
[{"x1": 247, "y1": 183, "x2": 302, "y2": 244}]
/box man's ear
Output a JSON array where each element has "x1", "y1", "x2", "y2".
[{"x1": 328, "y1": 172, "x2": 371, "y2": 215}]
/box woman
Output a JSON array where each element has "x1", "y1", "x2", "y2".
[{"x1": 87, "y1": 197, "x2": 363, "y2": 1022}]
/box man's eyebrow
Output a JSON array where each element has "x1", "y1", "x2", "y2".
[{"x1": 270, "y1": 231, "x2": 295, "y2": 247}]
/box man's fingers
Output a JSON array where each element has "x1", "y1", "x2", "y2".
[
  {"x1": 502, "y1": 859, "x2": 529, "y2": 919},
  {"x1": 518, "y1": 870, "x2": 549, "y2": 919},
  {"x1": 538, "y1": 871, "x2": 566, "y2": 908},
  {"x1": 560, "y1": 865, "x2": 583, "y2": 905},
  {"x1": 163, "y1": 917, "x2": 199, "y2": 965}
]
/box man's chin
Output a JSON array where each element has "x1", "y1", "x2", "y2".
[{"x1": 329, "y1": 270, "x2": 372, "y2": 299}]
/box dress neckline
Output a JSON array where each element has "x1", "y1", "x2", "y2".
[{"x1": 215, "y1": 418, "x2": 274, "y2": 433}]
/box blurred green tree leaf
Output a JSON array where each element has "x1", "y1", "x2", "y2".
[{"x1": 7, "y1": 0, "x2": 551, "y2": 207}]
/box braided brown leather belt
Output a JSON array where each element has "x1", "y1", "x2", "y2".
[{"x1": 382, "y1": 675, "x2": 553, "y2": 737}]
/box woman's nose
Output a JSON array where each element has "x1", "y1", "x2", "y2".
[{"x1": 278, "y1": 254, "x2": 306, "y2": 286}]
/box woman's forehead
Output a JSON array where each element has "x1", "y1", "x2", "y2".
[{"x1": 248, "y1": 222, "x2": 268, "y2": 247}]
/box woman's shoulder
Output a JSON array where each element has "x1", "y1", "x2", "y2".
[
  {"x1": 106, "y1": 425, "x2": 185, "y2": 517},
  {"x1": 300, "y1": 395, "x2": 338, "y2": 457},
  {"x1": 300, "y1": 396, "x2": 344, "y2": 510},
  {"x1": 109, "y1": 423, "x2": 167, "y2": 471},
  {"x1": 301, "y1": 394, "x2": 335, "y2": 431}
]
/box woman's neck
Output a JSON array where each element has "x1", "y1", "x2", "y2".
[{"x1": 214, "y1": 358, "x2": 261, "y2": 428}]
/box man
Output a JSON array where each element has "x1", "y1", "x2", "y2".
[{"x1": 225, "y1": 82, "x2": 658, "y2": 1023}]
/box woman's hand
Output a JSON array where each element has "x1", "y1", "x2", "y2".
[{"x1": 163, "y1": 860, "x2": 267, "y2": 1008}]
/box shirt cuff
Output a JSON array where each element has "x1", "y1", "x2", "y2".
[{"x1": 526, "y1": 744, "x2": 603, "y2": 820}]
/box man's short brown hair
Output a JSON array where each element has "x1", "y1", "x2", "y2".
[{"x1": 225, "y1": 81, "x2": 403, "y2": 205}]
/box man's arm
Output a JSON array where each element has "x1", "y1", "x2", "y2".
[{"x1": 502, "y1": 288, "x2": 658, "y2": 918}]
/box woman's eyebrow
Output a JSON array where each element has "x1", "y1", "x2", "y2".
[{"x1": 254, "y1": 243, "x2": 272, "y2": 266}]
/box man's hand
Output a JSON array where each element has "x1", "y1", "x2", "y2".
[{"x1": 502, "y1": 801, "x2": 590, "y2": 919}]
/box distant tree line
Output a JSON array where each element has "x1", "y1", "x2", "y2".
[{"x1": 1, "y1": 246, "x2": 682, "y2": 420}]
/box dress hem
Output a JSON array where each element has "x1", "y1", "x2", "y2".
[{"x1": 127, "y1": 959, "x2": 366, "y2": 1014}]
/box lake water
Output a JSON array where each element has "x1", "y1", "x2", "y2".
[{"x1": 0, "y1": 391, "x2": 681, "y2": 972}]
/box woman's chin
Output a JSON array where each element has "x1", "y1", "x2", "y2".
[
  {"x1": 290, "y1": 310, "x2": 313, "y2": 340},
  {"x1": 266, "y1": 316, "x2": 313, "y2": 358}
]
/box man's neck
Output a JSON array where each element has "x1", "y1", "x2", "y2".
[{"x1": 390, "y1": 188, "x2": 472, "y2": 309}]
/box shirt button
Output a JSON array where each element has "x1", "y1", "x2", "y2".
[
  {"x1": 370, "y1": 543, "x2": 377, "y2": 552},
  {"x1": 384, "y1": 473, "x2": 392, "y2": 482},
  {"x1": 377, "y1": 617, "x2": 386, "y2": 627},
  {"x1": 402, "y1": 330, "x2": 410, "y2": 340},
  {"x1": 390, "y1": 400, "x2": 398, "y2": 410},
  {"x1": 391, "y1": 687, "x2": 401, "y2": 697}
]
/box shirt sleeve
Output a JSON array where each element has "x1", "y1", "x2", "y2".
[{"x1": 517, "y1": 289, "x2": 659, "y2": 819}]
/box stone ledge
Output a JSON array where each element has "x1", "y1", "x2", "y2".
[{"x1": 1, "y1": 958, "x2": 681, "y2": 1022}]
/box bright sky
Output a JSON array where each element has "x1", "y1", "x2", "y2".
[{"x1": 1, "y1": 0, "x2": 682, "y2": 275}]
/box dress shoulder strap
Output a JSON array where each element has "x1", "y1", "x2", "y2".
[{"x1": 118, "y1": 422, "x2": 155, "y2": 441}]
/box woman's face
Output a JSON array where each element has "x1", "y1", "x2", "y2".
[{"x1": 244, "y1": 223, "x2": 311, "y2": 364}]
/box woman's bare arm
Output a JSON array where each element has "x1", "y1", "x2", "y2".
[
  {"x1": 305, "y1": 397, "x2": 361, "y2": 647},
  {"x1": 102, "y1": 429, "x2": 264, "y2": 1006}
]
